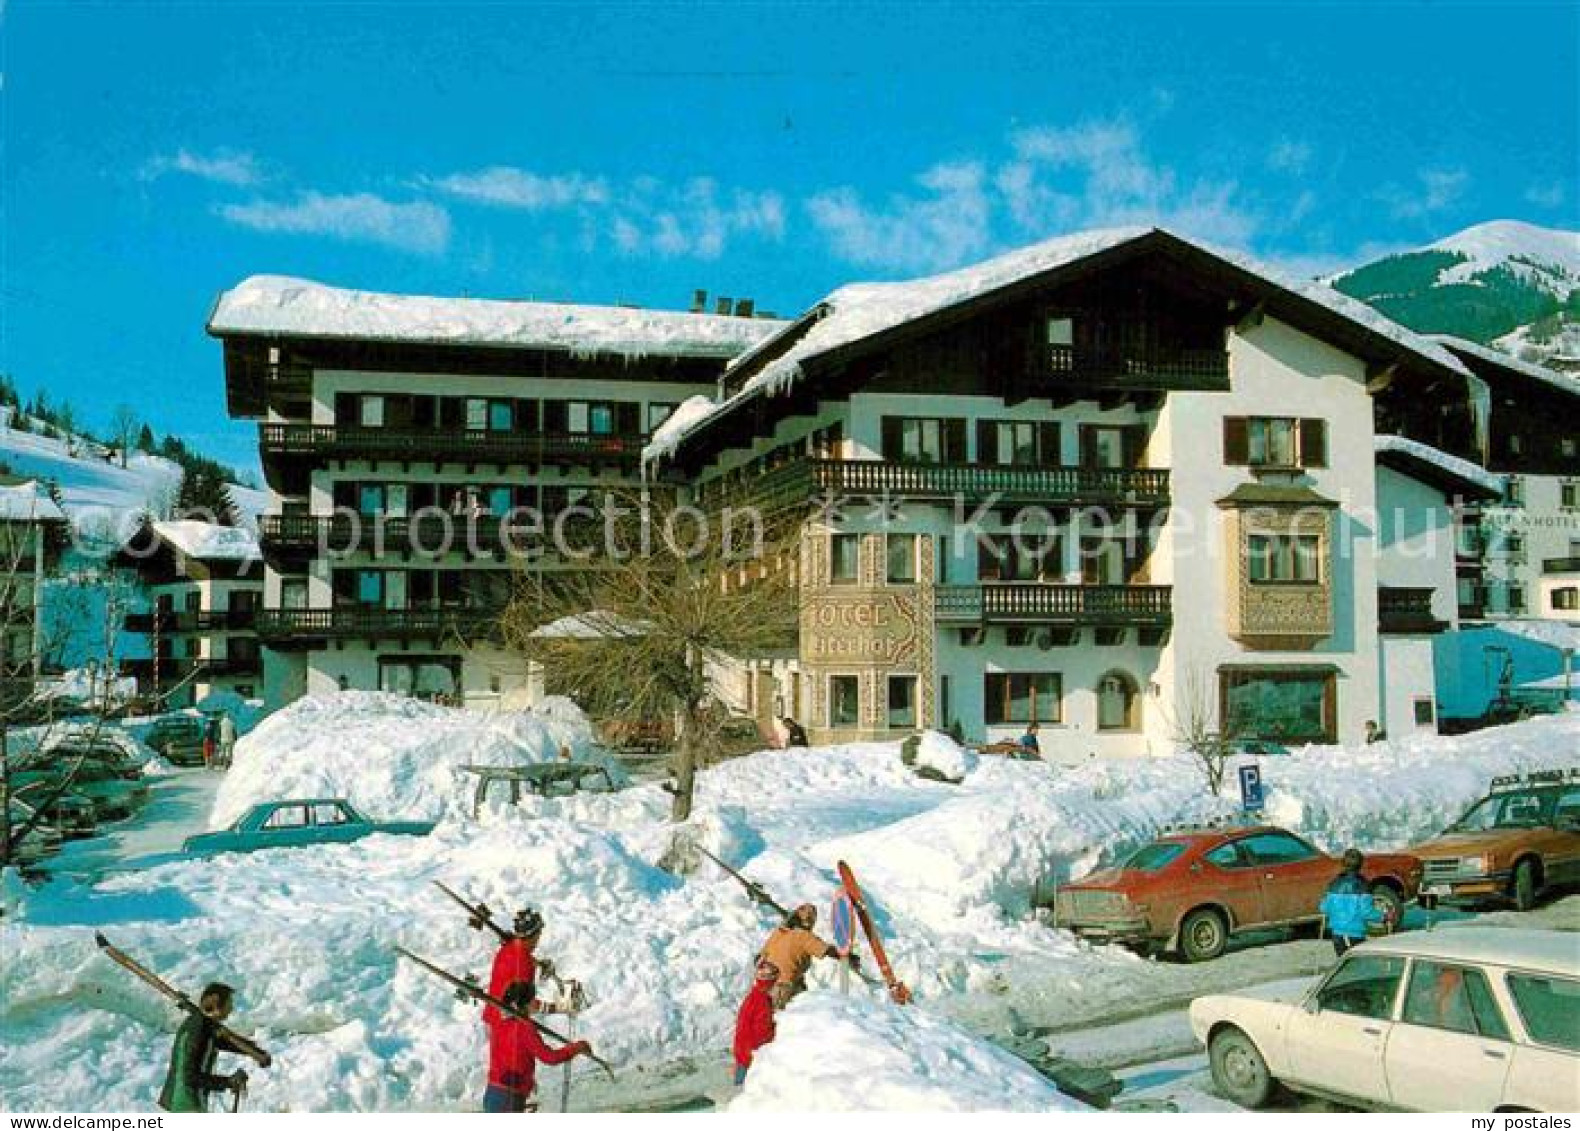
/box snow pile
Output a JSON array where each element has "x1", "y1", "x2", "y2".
[
  {"x1": 152, "y1": 520, "x2": 260, "y2": 562},
  {"x1": 210, "y1": 691, "x2": 617, "y2": 827},
  {"x1": 210, "y1": 276, "x2": 786, "y2": 360},
  {"x1": 911, "y1": 729, "x2": 978, "y2": 782},
  {"x1": 1375, "y1": 434, "x2": 1505, "y2": 496},
  {"x1": 3, "y1": 711, "x2": 1578, "y2": 1112},
  {"x1": 730, "y1": 992, "x2": 1077, "y2": 1112}
]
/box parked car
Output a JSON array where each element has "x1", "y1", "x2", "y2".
[
  {"x1": 1049, "y1": 825, "x2": 1421, "y2": 961},
  {"x1": 10, "y1": 781, "x2": 98, "y2": 838},
  {"x1": 145, "y1": 715, "x2": 207, "y2": 767},
  {"x1": 182, "y1": 799, "x2": 435, "y2": 856},
  {"x1": 1408, "y1": 768, "x2": 1580, "y2": 911},
  {"x1": 1190, "y1": 927, "x2": 1580, "y2": 1112},
  {"x1": 8, "y1": 758, "x2": 148, "y2": 821}
]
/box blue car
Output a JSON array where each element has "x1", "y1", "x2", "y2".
[{"x1": 182, "y1": 799, "x2": 434, "y2": 856}]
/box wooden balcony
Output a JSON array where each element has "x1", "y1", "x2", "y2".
[
  {"x1": 120, "y1": 655, "x2": 262, "y2": 679},
  {"x1": 256, "y1": 606, "x2": 505, "y2": 647},
  {"x1": 259, "y1": 424, "x2": 647, "y2": 471},
  {"x1": 124, "y1": 609, "x2": 258, "y2": 633},
  {"x1": 698, "y1": 458, "x2": 1170, "y2": 512},
  {"x1": 259, "y1": 512, "x2": 612, "y2": 560},
  {"x1": 1378, "y1": 586, "x2": 1448, "y2": 634},
  {"x1": 935, "y1": 583, "x2": 1172, "y2": 626},
  {"x1": 1044, "y1": 345, "x2": 1229, "y2": 392}
]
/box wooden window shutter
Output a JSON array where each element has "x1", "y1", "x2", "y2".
[
  {"x1": 1038, "y1": 421, "x2": 1061, "y2": 466},
  {"x1": 977, "y1": 537, "x2": 1002, "y2": 581},
  {"x1": 334, "y1": 392, "x2": 357, "y2": 424},
  {"x1": 617, "y1": 402, "x2": 641, "y2": 434},
  {"x1": 1223, "y1": 417, "x2": 1249, "y2": 465},
  {"x1": 976, "y1": 420, "x2": 998, "y2": 464},
  {"x1": 1079, "y1": 425, "x2": 1097, "y2": 469},
  {"x1": 543, "y1": 400, "x2": 567, "y2": 432},
  {"x1": 881, "y1": 417, "x2": 902, "y2": 461},
  {"x1": 1300, "y1": 419, "x2": 1328, "y2": 468},
  {"x1": 945, "y1": 419, "x2": 968, "y2": 463}
]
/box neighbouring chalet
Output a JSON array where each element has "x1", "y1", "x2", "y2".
[
  {"x1": 209, "y1": 276, "x2": 785, "y2": 708},
  {"x1": 0, "y1": 477, "x2": 69, "y2": 693},
  {"x1": 115, "y1": 520, "x2": 265, "y2": 706},
  {"x1": 647, "y1": 227, "x2": 1490, "y2": 753}
]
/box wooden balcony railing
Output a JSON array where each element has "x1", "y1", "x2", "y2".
[
  {"x1": 697, "y1": 458, "x2": 1171, "y2": 511},
  {"x1": 124, "y1": 610, "x2": 258, "y2": 633},
  {"x1": 259, "y1": 513, "x2": 606, "y2": 557},
  {"x1": 935, "y1": 584, "x2": 1172, "y2": 625},
  {"x1": 1378, "y1": 586, "x2": 1448, "y2": 634},
  {"x1": 1045, "y1": 345, "x2": 1229, "y2": 391},
  {"x1": 259, "y1": 424, "x2": 647, "y2": 467},
  {"x1": 120, "y1": 655, "x2": 263, "y2": 679},
  {"x1": 256, "y1": 606, "x2": 505, "y2": 643}
]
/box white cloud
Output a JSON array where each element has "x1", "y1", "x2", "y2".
[
  {"x1": 217, "y1": 191, "x2": 450, "y2": 255},
  {"x1": 1380, "y1": 168, "x2": 1469, "y2": 220},
  {"x1": 1525, "y1": 180, "x2": 1567, "y2": 209},
  {"x1": 428, "y1": 166, "x2": 609, "y2": 209},
  {"x1": 606, "y1": 177, "x2": 785, "y2": 261},
  {"x1": 1267, "y1": 138, "x2": 1313, "y2": 175},
  {"x1": 806, "y1": 161, "x2": 993, "y2": 272},
  {"x1": 140, "y1": 148, "x2": 263, "y2": 186}
]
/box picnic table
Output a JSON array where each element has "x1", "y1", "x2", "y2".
[{"x1": 461, "y1": 761, "x2": 615, "y2": 816}]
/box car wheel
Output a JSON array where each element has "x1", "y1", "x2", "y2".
[
  {"x1": 1180, "y1": 907, "x2": 1228, "y2": 962},
  {"x1": 1512, "y1": 860, "x2": 1539, "y2": 912},
  {"x1": 1210, "y1": 1027, "x2": 1275, "y2": 1109},
  {"x1": 1369, "y1": 883, "x2": 1404, "y2": 929}
]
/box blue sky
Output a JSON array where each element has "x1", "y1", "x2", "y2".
[{"x1": 4, "y1": 2, "x2": 1576, "y2": 477}]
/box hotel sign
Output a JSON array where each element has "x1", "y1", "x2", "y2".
[{"x1": 800, "y1": 591, "x2": 920, "y2": 666}]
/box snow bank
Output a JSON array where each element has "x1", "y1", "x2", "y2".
[
  {"x1": 730, "y1": 992, "x2": 1077, "y2": 1112},
  {"x1": 210, "y1": 276, "x2": 786, "y2": 360},
  {"x1": 4, "y1": 711, "x2": 1577, "y2": 1112},
  {"x1": 912, "y1": 729, "x2": 978, "y2": 782},
  {"x1": 210, "y1": 691, "x2": 618, "y2": 828}
]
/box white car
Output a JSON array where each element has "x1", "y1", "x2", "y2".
[{"x1": 1189, "y1": 928, "x2": 1579, "y2": 1112}]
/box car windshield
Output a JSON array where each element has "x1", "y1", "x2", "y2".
[
  {"x1": 1122, "y1": 842, "x2": 1186, "y2": 871},
  {"x1": 1450, "y1": 790, "x2": 1557, "y2": 831}
]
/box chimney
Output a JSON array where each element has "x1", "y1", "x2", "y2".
[
  {"x1": 691, "y1": 289, "x2": 707, "y2": 314},
  {"x1": 734, "y1": 298, "x2": 755, "y2": 318},
  {"x1": 715, "y1": 296, "x2": 733, "y2": 316}
]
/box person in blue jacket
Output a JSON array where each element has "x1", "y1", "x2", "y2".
[{"x1": 1319, "y1": 848, "x2": 1384, "y2": 956}]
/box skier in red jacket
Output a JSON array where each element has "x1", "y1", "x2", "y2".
[
  {"x1": 484, "y1": 981, "x2": 595, "y2": 1112},
  {"x1": 485, "y1": 908, "x2": 547, "y2": 1025},
  {"x1": 731, "y1": 958, "x2": 779, "y2": 1086}
]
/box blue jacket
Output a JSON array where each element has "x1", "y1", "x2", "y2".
[{"x1": 1320, "y1": 871, "x2": 1381, "y2": 940}]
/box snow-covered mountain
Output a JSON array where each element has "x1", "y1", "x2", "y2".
[
  {"x1": 0, "y1": 419, "x2": 265, "y2": 542},
  {"x1": 1331, "y1": 219, "x2": 1580, "y2": 366}
]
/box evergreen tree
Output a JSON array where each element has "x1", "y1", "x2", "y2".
[{"x1": 136, "y1": 423, "x2": 156, "y2": 452}]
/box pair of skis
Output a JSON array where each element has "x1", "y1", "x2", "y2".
[
  {"x1": 700, "y1": 845, "x2": 910, "y2": 1006},
  {"x1": 93, "y1": 933, "x2": 272, "y2": 1112}
]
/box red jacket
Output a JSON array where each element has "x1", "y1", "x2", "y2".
[
  {"x1": 484, "y1": 938, "x2": 537, "y2": 1026},
  {"x1": 732, "y1": 979, "x2": 776, "y2": 1070},
  {"x1": 485, "y1": 1014, "x2": 583, "y2": 1095}
]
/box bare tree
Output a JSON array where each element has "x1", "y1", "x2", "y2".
[
  {"x1": 500, "y1": 489, "x2": 796, "y2": 824},
  {"x1": 1164, "y1": 665, "x2": 1238, "y2": 797},
  {"x1": 109, "y1": 405, "x2": 138, "y2": 469}
]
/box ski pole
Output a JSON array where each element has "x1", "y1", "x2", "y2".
[{"x1": 231, "y1": 1076, "x2": 246, "y2": 1114}]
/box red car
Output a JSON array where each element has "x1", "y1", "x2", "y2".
[{"x1": 1049, "y1": 825, "x2": 1422, "y2": 961}]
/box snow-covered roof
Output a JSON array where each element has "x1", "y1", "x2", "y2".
[
  {"x1": 1430, "y1": 334, "x2": 1580, "y2": 400},
  {"x1": 647, "y1": 226, "x2": 1474, "y2": 464},
  {"x1": 1483, "y1": 618, "x2": 1580, "y2": 653},
  {"x1": 0, "y1": 480, "x2": 67, "y2": 523},
  {"x1": 209, "y1": 275, "x2": 787, "y2": 360},
  {"x1": 152, "y1": 520, "x2": 261, "y2": 562},
  {"x1": 641, "y1": 394, "x2": 722, "y2": 464},
  {"x1": 1374, "y1": 434, "x2": 1504, "y2": 499}
]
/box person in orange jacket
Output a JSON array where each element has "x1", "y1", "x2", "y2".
[
  {"x1": 732, "y1": 958, "x2": 779, "y2": 1085},
  {"x1": 484, "y1": 981, "x2": 595, "y2": 1113},
  {"x1": 758, "y1": 904, "x2": 857, "y2": 1009}
]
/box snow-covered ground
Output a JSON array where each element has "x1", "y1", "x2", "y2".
[{"x1": 2, "y1": 700, "x2": 1576, "y2": 1112}]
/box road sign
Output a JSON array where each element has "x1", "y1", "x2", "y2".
[
  {"x1": 1238, "y1": 763, "x2": 1265, "y2": 813},
  {"x1": 830, "y1": 889, "x2": 856, "y2": 956}
]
